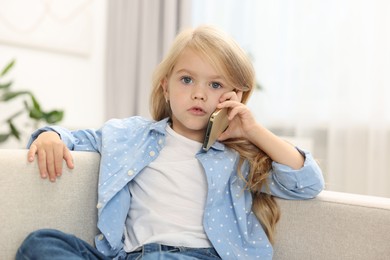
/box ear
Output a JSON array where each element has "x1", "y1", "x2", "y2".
[{"x1": 161, "y1": 77, "x2": 169, "y2": 98}]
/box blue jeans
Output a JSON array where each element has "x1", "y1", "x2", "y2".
[{"x1": 16, "y1": 229, "x2": 221, "y2": 260}]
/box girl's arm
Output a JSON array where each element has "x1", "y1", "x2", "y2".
[
  {"x1": 27, "y1": 125, "x2": 102, "y2": 182},
  {"x1": 218, "y1": 91, "x2": 304, "y2": 169},
  {"x1": 244, "y1": 124, "x2": 304, "y2": 169},
  {"x1": 219, "y1": 91, "x2": 324, "y2": 198}
]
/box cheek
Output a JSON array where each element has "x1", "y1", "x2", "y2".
[
  {"x1": 168, "y1": 94, "x2": 184, "y2": 113},
  {"x1": 211, "y1": 91, "x2": 225, "y2": 103},
  {"x1": 169, "y1": 100, "x2": 179, "y2": 113}
]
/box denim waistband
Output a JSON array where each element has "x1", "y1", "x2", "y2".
[
  {"x1": 141, "y1": 243, "x2": 183, "y2": 254},
  {"x1": 126, "y1": 243, "x2": 220, "y2": 260}
]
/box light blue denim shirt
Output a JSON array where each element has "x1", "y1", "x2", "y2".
[{"x1": 29, "y1": 116, "x2": 324, "y2": 259}]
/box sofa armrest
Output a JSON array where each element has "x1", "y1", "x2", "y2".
[
  {"x1": 274, "y1": 190, "x2": 390, "y2": 259},
  {"x1": 0, "y1": 149, "x2": 100, "y2": 260}
]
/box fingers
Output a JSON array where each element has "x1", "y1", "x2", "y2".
[
  {"x1": 54, "y1": 150, "x2": 64, "y2": 177},
  {"x1": 236, "y1": 91, "x2": 243, "y2": 102},
  {"x1": 63, "y1": 147, "x2": 74, "y2": 170},
  {"x1": 217, "y1": 100, "x2": 246, "y2": 120},
  {"x1": 36, "y1": 148, "x2": 48, "y2": 179},
  {"x1": 218, "y1": 128, "x2": 231, "y2": 141},
  {"x1": 216, "y1": 94, "x2": 256, "y2": 141},
  {"x1": 36, "y1": 148, "x2": 57, "y2": 182},
  {"x1": 45, "y1": 148, "x2": 57, "y2": 182},
  {"x1": 220, "y1": 90, "x2": 241, "y2": 103},
  {"x1": 218, "y1": 91, "x2": 244, "y2": 115},
  {"x1": 27, "y1": 144, "x2": 37, "y2": 162},
  {"x1": 27, "y1": 132, "x2": 73, "y2": 182},
  {"x1": 44, "y1": 149, "x2": 73, "y2": 182},
  {"x1": 35, "y1": 147, "x2": 71, "y2": 182}
]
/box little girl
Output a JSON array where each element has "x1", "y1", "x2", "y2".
[{"x1": 17, "y1": 25, "x2": 324, "y2": 260}]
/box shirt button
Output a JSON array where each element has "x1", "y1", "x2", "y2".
[
  {"x1": 127, "y1": 170, "x2": 134, "y2": 176},
  {"x1": 98, "y1": 234, "x2": 104, "y2": 241},
  {"x1": 149, "y1": 151, "x2": 155, "y2": 157},
  {"x1": 158, "y1": 139, "x2": 163, "y2": 144},
  {"x1": 96, "y1": 203, "x2": 103, "y2": 209}
]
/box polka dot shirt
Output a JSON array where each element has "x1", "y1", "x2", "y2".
[{"x1": 29, "y1": 116, "x2": 324, "y2": 259}]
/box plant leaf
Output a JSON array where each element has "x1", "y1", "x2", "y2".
[
  {"x1": 1, "y1": 91, "x2": 29, "y2": 101},
  {"x1": 0, "y1": 59, "x2": 65, "y2": 143},
  {"x1": 0, "y1": 133, "x2": 10, "y2": 143},
  {"x1": 29, "y1": 93, "x2": 41, "y2": 110},
  {"x1": 9, "y1": 121, "x2": 20, "y2": 140},
  {"x1": 0, "y1": 81, "x2": 12, "y2": 89},
  {"x1": 43, "y1": 110, "x2": 64, "y2": 124},
  {"x1": 29, "y1": 107, "x2": 43, "y2": 119},
  {"x1": 0, "y1": 60, "x2": 15, "y2": 77}
]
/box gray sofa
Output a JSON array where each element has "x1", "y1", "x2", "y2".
[{"x1": 1, "y1": 149, "x2": 390, "y2": 259}]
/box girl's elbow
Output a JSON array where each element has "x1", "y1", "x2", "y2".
[{"x1": 303, "y1": 181, "x2": 325, "y2": 199}]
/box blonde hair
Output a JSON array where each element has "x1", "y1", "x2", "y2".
[{"x1": 150, "y1": 25, "x2": 280, "y2": 244}]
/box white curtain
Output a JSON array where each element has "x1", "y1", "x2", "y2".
[
  {"x1": 105, "y1": 0, "x2": 192, "y2": 119},
  {"x1": 192, "y1": 0, "x2": 390, "y2": 197}
]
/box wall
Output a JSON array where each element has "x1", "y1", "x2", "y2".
[{"x1": 0, "y1": 0, "x2": 107, "y2": 148}]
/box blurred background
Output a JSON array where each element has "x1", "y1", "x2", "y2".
[{"x1": 0, "y1": 0, "x2": 389, "y2": 197}]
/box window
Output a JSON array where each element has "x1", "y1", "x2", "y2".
[{"x1": 192, "y1": 0, "x2": 390, "y2": 197}]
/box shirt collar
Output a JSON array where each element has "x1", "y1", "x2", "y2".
[
  {"x1": 210, "y1": 141, "x2": 225, "y2": 151},
  {"x1": 151, "y1": 117, "x2": 226, "y2": 152},
  {"x1": 149, "y1": 117, "x2": 170, "y2": 135}
]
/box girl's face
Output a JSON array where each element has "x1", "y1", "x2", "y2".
[{"x1": 162, "y1": 49, "x2": 235, "y2": 142}]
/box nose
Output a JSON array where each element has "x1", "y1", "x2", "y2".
[{"x1": 191, "y1": 84, "x2": 207, "y2": 101}]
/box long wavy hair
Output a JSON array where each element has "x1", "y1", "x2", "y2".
[{"x1": 149, "y1": 25, "x2": 280, "y2": 244}]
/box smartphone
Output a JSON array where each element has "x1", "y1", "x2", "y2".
[{"x1": 202, "y1": 108, "x2": 229, "y2": 151}]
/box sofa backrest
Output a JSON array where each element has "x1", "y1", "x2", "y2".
[
  {"x1": 1, "y1": 149, "x2": 390, "y2": 260},
  {"x1": 0, "y1": 149, "x2": 100, "y2": 259},
  {"x1": 274, "y1": 191, "x2": 390, "y2": 259}
]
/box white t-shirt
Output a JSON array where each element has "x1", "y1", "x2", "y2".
[{"x1": 123, "y1": 125, "x2": 212, "y2": 252}]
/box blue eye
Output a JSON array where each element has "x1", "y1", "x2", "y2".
[
  {"x1": 181, "y1": 76, "x2": 193, "y2": 84},
  {"x1": 210, "y1": 82, "x2": 222, "y2": 89}
]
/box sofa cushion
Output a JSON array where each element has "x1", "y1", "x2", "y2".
[{"x1": 0, "y1": 149, "x2": 100, "y2": 259}]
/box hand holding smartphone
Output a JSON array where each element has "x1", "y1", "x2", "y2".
[{"x1": 202, "y1": 108, "x2": 229, "y2": 151}]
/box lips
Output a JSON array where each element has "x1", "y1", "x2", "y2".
[{"x1": 188, "y1": 106, "x2": 207, "y2": 116}]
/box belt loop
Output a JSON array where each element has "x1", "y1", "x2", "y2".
[{"x1": 142, "y1": 243, "x2": 161, "y2": 255}]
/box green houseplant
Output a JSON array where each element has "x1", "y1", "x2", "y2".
[{"x1": 0, "y1": 59, "x2": 64, "y2": 143}]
